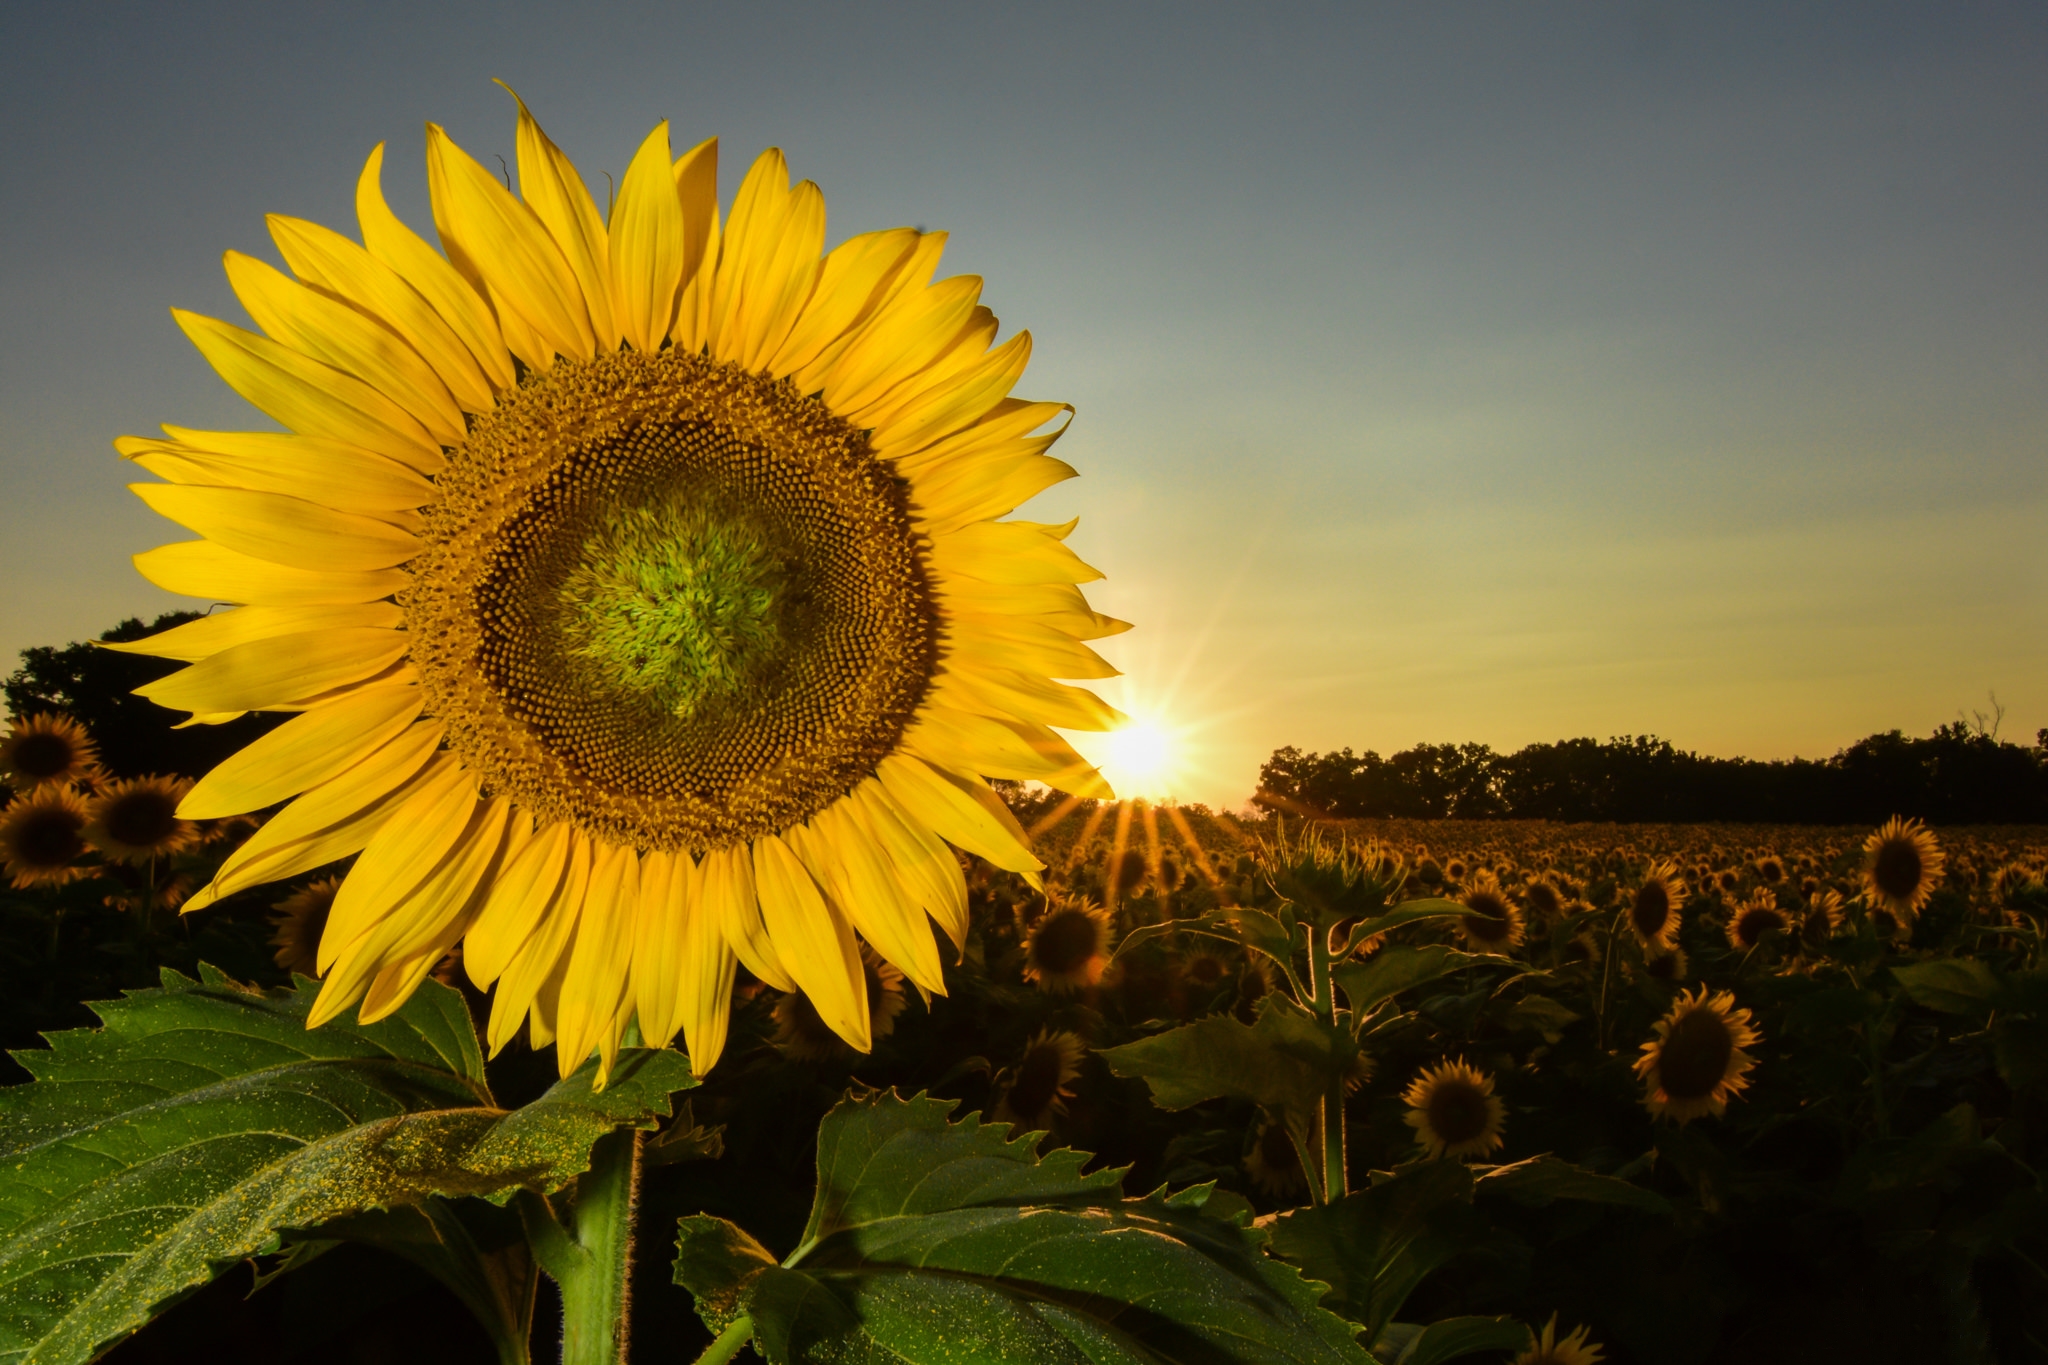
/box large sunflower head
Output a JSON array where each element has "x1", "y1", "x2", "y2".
[
  {"x1": 0, "y1": 787, "x2": 93, "y2": 888},
  {"x1": 118, "y1": 95, "x2": 1125, "y2": 1082},
  {"x1": 84, "y1": 775, "x2": 198, "y2": 865},
  {"x1": 1402, "y1": 1058, "x2": 1507, "y2": 1160},
  {"x1": 1633, "y1": 987, "x2": 1761, "y2": 1124},
  {"x1": 1861, "y1": 816, "x2": 1944, "y2": 919},
  {"x1": 0, "y1": 713, "x2": 102, "y2": 793}
]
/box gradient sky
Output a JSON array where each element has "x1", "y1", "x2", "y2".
[{"x1": 3, "y1": 2, "x2": 2044, "y2": 808}]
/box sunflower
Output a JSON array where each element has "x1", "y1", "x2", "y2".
[
  {"x1": 1798, "y1": 888, "x2": 1844, "y2": 952},
  {"x1": 1522, "y1": 876, "x2": 1564, "y2": 923},
  {"x1": 1754, "y1": 853, "x2": 1785, "y2": 885},
  {"x1": 1457, "y1": 871, "x2": 1524, "y2": 953},
  {"x1": 1724, "y1": 890, "x2": 1790, "y2": 951},
  {"x1": 1244, "y1": 1115, "x2": 1308, "y2": 1199},
  {"x1": 0, "y1": 713, "x2": 102, "y2": 793},
  {"x1": 1021, "y1": 897, "x2": 1112, "y2": 991},
  {"x1": 1627, "y1": 862, "x2": 1687, "y2": 950},
  {"x1": 1414, "y1": 856, "x2": 1444, "y2": 889},
  {"x1": 84, "y1": 775, "x2": 199, "y2": 864},
  {"x1": 993, "y1": 1028, "x2": 1086, "y2": 1131},
  {"x1": 1634, "y1": 987, "x2": 1760, "y2": 1124},
  {"x1": 0, "y1": 788, "x2": 92, "y2": 888},
  {"x1": 1862, "y1": 817, "x2": 1944, "y2": 920},
  {"x1": 1403, "y1": 1059, "x2": 1506, "y2": 1160},
  {"x1": 1514, "y1": 1315, "x2": 1604, "y2": 1365},
  {"x1": 270, "y1": 876, "x2": 342, "y2": 977},
  {"x1": 775, "y1": 944, "x2": 906, "y2": 1062},
  {"x1": 118, "y1": 95, "x2": 1124, "y2": 1080},
  {"x1": 1642, "y1": 945, "x2": 1688, "y2": 982}
]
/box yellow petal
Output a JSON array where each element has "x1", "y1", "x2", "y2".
[
  {"x1": 942, "y1": 611, "x2": 1117, "y2": 681},
  {"x1": 184, "y1": 727, "x2": 447, "y2": 911},
  {"x1": 847, "y1": 780, "x2": 969, "y2": 950},
  {"x1": 846, "y1": 303, "x2": 998, "y2": 435},
  {"x1": 137, "y1": 629, "x2": 408, "y2": 715},
  {"x1": 100, "y1": 603, "x2": 403, "y2": 663},
  {"x1": 669, "y1": 195, "x2": 721, "y2": 356},
  {"x1": 678, "y1": 870, "x2": 738, "y2": 1074},
  {"x1": 356, "y1": 142, "x2": 516, "y2": 393},
  {"x1": 172, "y1": 311, "x2": 441, "y2": 473},
  {"x1": 134, "y1": 540, "x2": 406, "y2": 606},
  {"x1": 119, "y1": 427, "x2": 435, "y2": 517},
  {"x1": 902, "y1": 705, "x2": 1111, "y2": 797},
  {"x1": 329, "y1": 795, "x2": 515, "y2": 1025},
  {"x1": 500, "y1": 83, "x2": 619, "y2": 352},
  {"x1": 710, "y1": 150, "x2": 827, "y2": 370},
  {"x1": 426, "y1": 123, "x2": 594, "y2": 363},
  {"x1": 931, "y1": 666, "x2": 1124, "y2": 734},
  {"x1": 875, "y1": 753, "x2": 1043, "y2": 884},
  {"x1": 609, "y1": 121, "x2": 686, "y2": 352},
  {"x1": 793, "y1": 805, "x2": 945, "y2": 994},
  {"x1": 269, "y1": 212, "x2": 497, "y2": 415},
  {"x1": 130, "y1": 484, "x2": 417, "y2": 573},
  {"x1": 892, "y1": 398, "x2": 1071, "y2": 482},
  {"x1": 554, "y1": 842, "x2": 639, "y2": 1077},
  {"x1": 180, "y1": 685, "x2": 423, "y2": 817},
  {"x1": 868, "y1": 331, "x2": 1032, "y2": 459},
  {"x1": 464, "y1": 818, "x2": 570, "y2": 987},
  {"x1": 936, "y1": 576, "x2": 1128, "y2": 641},
  {"x1": 489, "y1": 832, "x2": 591, "y2": 1057},
  {"x1": 638, "y1": 850, "x2": 736, "y2": 1072},
  {"x1": 820, "y1": 274, "x2": 982, "y2": 415},
  {"x1": 927, "y1": 519, "x2": 1103, "y2": 586},
  {"x1": 316, "y1": 761, "x2": 479, "y2": 975},
  {"x1": 769, "y1": 229, "x2": 919, "y2": 380},
  {"x1": 222, "y1": 251, "x2": 465, "y2": 447},
  {"x1": 752, "y1": 834, "x2": 868, "y2": 1050},
  {"x1": 910, "y1": 451, "x2": 1074, "y2": 539},
  {"x1": 631, "y1": 848, "x2": 683, "y2": 1047},
  {"x1": 703, "y1": 842, "x2": 794, "y2": 992}
]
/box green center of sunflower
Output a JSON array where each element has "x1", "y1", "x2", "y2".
[{"x1": 557, "y1": 494, "x2": 795, "y2": 724}]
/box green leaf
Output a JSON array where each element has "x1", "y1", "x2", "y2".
[
  {"x1": 1116, "y1": 907, "x2": 1300, "y2": 985},
  {"x1": 1098, "y1": 999, "x2": 1357, "y2": 1115},
  {"x1": 1891, "y1": 958, "x2": 2000, "y2": 1015},
  {"x1": 1473, "y1": 1155, "x2": 1671, "y2": 1214},
  {"x1": 1496, "y1": 994, "x2": 1581, "y2": 1044},
  {"x1": 1263, "y1": 1160, "x2": 1482, "y2": 1346},
  {"x1": 1333, "y1": 946, "x2": 1486, "y2": 1016},
  {"x1": 1383, "y1": 1316, "x2": 1533, "y2": 1365},
  {"x1": 0, "y1": 967, "x2": 692, "y2": 1365},
  {"x1": 1344, "y1": 899, "x2": 1471, "y2": 945},
  {"x1": 677, "y1": 1091, "x2": 1371, "y2": 1365}
]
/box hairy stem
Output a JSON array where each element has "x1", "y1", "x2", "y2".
[
  {"x1": 694, "y1": 1316, "x2": 755, "y2": 1365},
  {"x1": 548, "y1": 1127, "x2": 642, "y2": 1365},
  {"x1": 1306, "y1": 923, "x2": 1347, "y2": 1203}
]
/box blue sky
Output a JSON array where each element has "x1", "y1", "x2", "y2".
[{"x1": 3, "y1": 2, "x2": 2044, "y2": 806}]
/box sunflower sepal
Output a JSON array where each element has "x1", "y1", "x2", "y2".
[{"x1": 671, "y1": 1088, "x2": 1373, "y2": 1365}]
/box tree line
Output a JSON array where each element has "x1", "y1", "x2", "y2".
[{"x1": 1255, "y1": 725, "x2": 2048, "y2": 825}]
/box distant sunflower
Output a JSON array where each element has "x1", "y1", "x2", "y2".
[
  {"x1": 1635, "y1": 987, "x2": 1760, "y2": 1124},
  {"x1": 84, "y1": 776, "x2": 198, "y2": 865},
  {"x1": 775, "y1": 945, "x2": 906, "y2": 1061},
  {"x1": 1642, "y1": 945, "x2": 1688, "y2": 982},
  {"x1": 1403, "y1": 1059, "x2": 1507, "y2": 1160},
  {"x1": 1180, "y1": 947, "x2": 1235, "y2": 994},
  {"x1": 1022, "y1": 897, "x2": 1112, "y2": 991},
  {"x1": 1724, "y1": 890, "x2": 1790, "y2": 951},
  {"x1": 0, "y1": 713, "x2": 102, "y2": 793},
  {"x1": 1628, "y1": 863, "x2": 1687, "y2": 950},
  {"x1": 1862, "y1": 817, "x2": 1944, "y2": 919},
  {"x1": 1515, "y1": 1315, "x2": 1604, "y2": 1365},
  {"x1": 1244, "y1": 1115, "x2": 1308, "y2": 1198},
  {"x1": 1715, "y1": 868, "x2": 1740, "y2": 894},
  {"x1": 993, "y1": 1028, "x2": 1086, "y2": 1131},
  {"x1": 1754, "y1": 853, "x2": 1785, "y2": 885},
  {"x1": 270, "y1": 876, "x2": 342, "y2": 977},
  {"x1": 116, "y1": 94, "x2": 1125, "y2": 1080},
  {"x1": 0, "y1": 788, "x2": 92, "y2": 888},
  {"x1": 1444, "y1": 858, "x2": 1467, "y2": 883},
  {"x1": 1522, "y1": 877, "x2": 1564, "y2": 923},
  {"x1": 1110, "y1": 848, "x2": 1148, "y2": 898},
  {"x1": 1799, "y1": 889, "x2": 1844, "y2": 952},
  {"x1": 1991, "y1": 862, "x2": 2039, "y2": 909},
  {"x1": 1415, "y1": 857, "x2": 1444, "y2": 889},
  {"x1": 1458, "y1": 871, "x2": 1524, "y2": 953}
]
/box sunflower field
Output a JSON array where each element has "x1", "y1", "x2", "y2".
[{"x1": 4, "y1": 672, "x2": 2047, "y2": 1364}]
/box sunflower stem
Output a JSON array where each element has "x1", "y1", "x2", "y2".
[
  {"x1": 693, "y1": 1316, "x2": 755, "y2": 1365},
  {"x1": 1305, "y1": 921, "x2": 1347, "y2": 1203},
  {"x1": 551, "y1": 1127, "x2": 642, "y2": 1365}
]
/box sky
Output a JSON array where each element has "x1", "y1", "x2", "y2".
[{"x1": 2, "y1": 2, "x2": 2044, "y2": 809}]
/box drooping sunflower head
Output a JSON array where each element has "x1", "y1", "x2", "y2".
[
  {"x1": 1641, "y1": 944, "x2": 1688, "y2": 982},
  {"x1": 1634, "y1": 987, "x2": 1761, "y2": 1124},
  {"x1": 270, "y1": 876, "x2": 342, "y2": 978},
  {"x1": 1522, "y1": 876, "x2": 1564, "y2": 923},
  {"x1": 1457, "y1": 871, "x2": 1524, "y2": 953},
  {"x1": 0, "y1": 788, "x2": 92, "y2": 889},
  {"x1": 1402, "y1": 1058, "x2": 1507, "y2": 1160},
  {"x1": 993, "y1": 1027, "x2": 1087, "y2": 1132},
  {"x1": 1244, "y1": 1114, "x2": 1308, "y2": 1199},
  {"x1": 84, "y1": 776, "x2": 198, "y2": 865},
  {"x1": 120, "y1": 93, "x2": 1126, "y2": 1082},
  {"x1": 1514, "y1": 1315, "x2": 1605, "y2": 1365},
  {"x1": 1725, "y1": 890, "x2": 1790, "y2": 951},
  {"x1": 0, "y1": 713, "x2": 102, "y2": 793},
  {"x1": 1862, "y1": 816, "x2": 1944, "y2": 919},
  {"x1": 1799, "y1": 888, "x2": 1844, "y2": 951},
  {"x1": 1022, "y1": 897, "x2": 1112, "y2": 992},
  {"x1": 1628, "y1": 862, "x2": 1688, "y2": 949}
]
